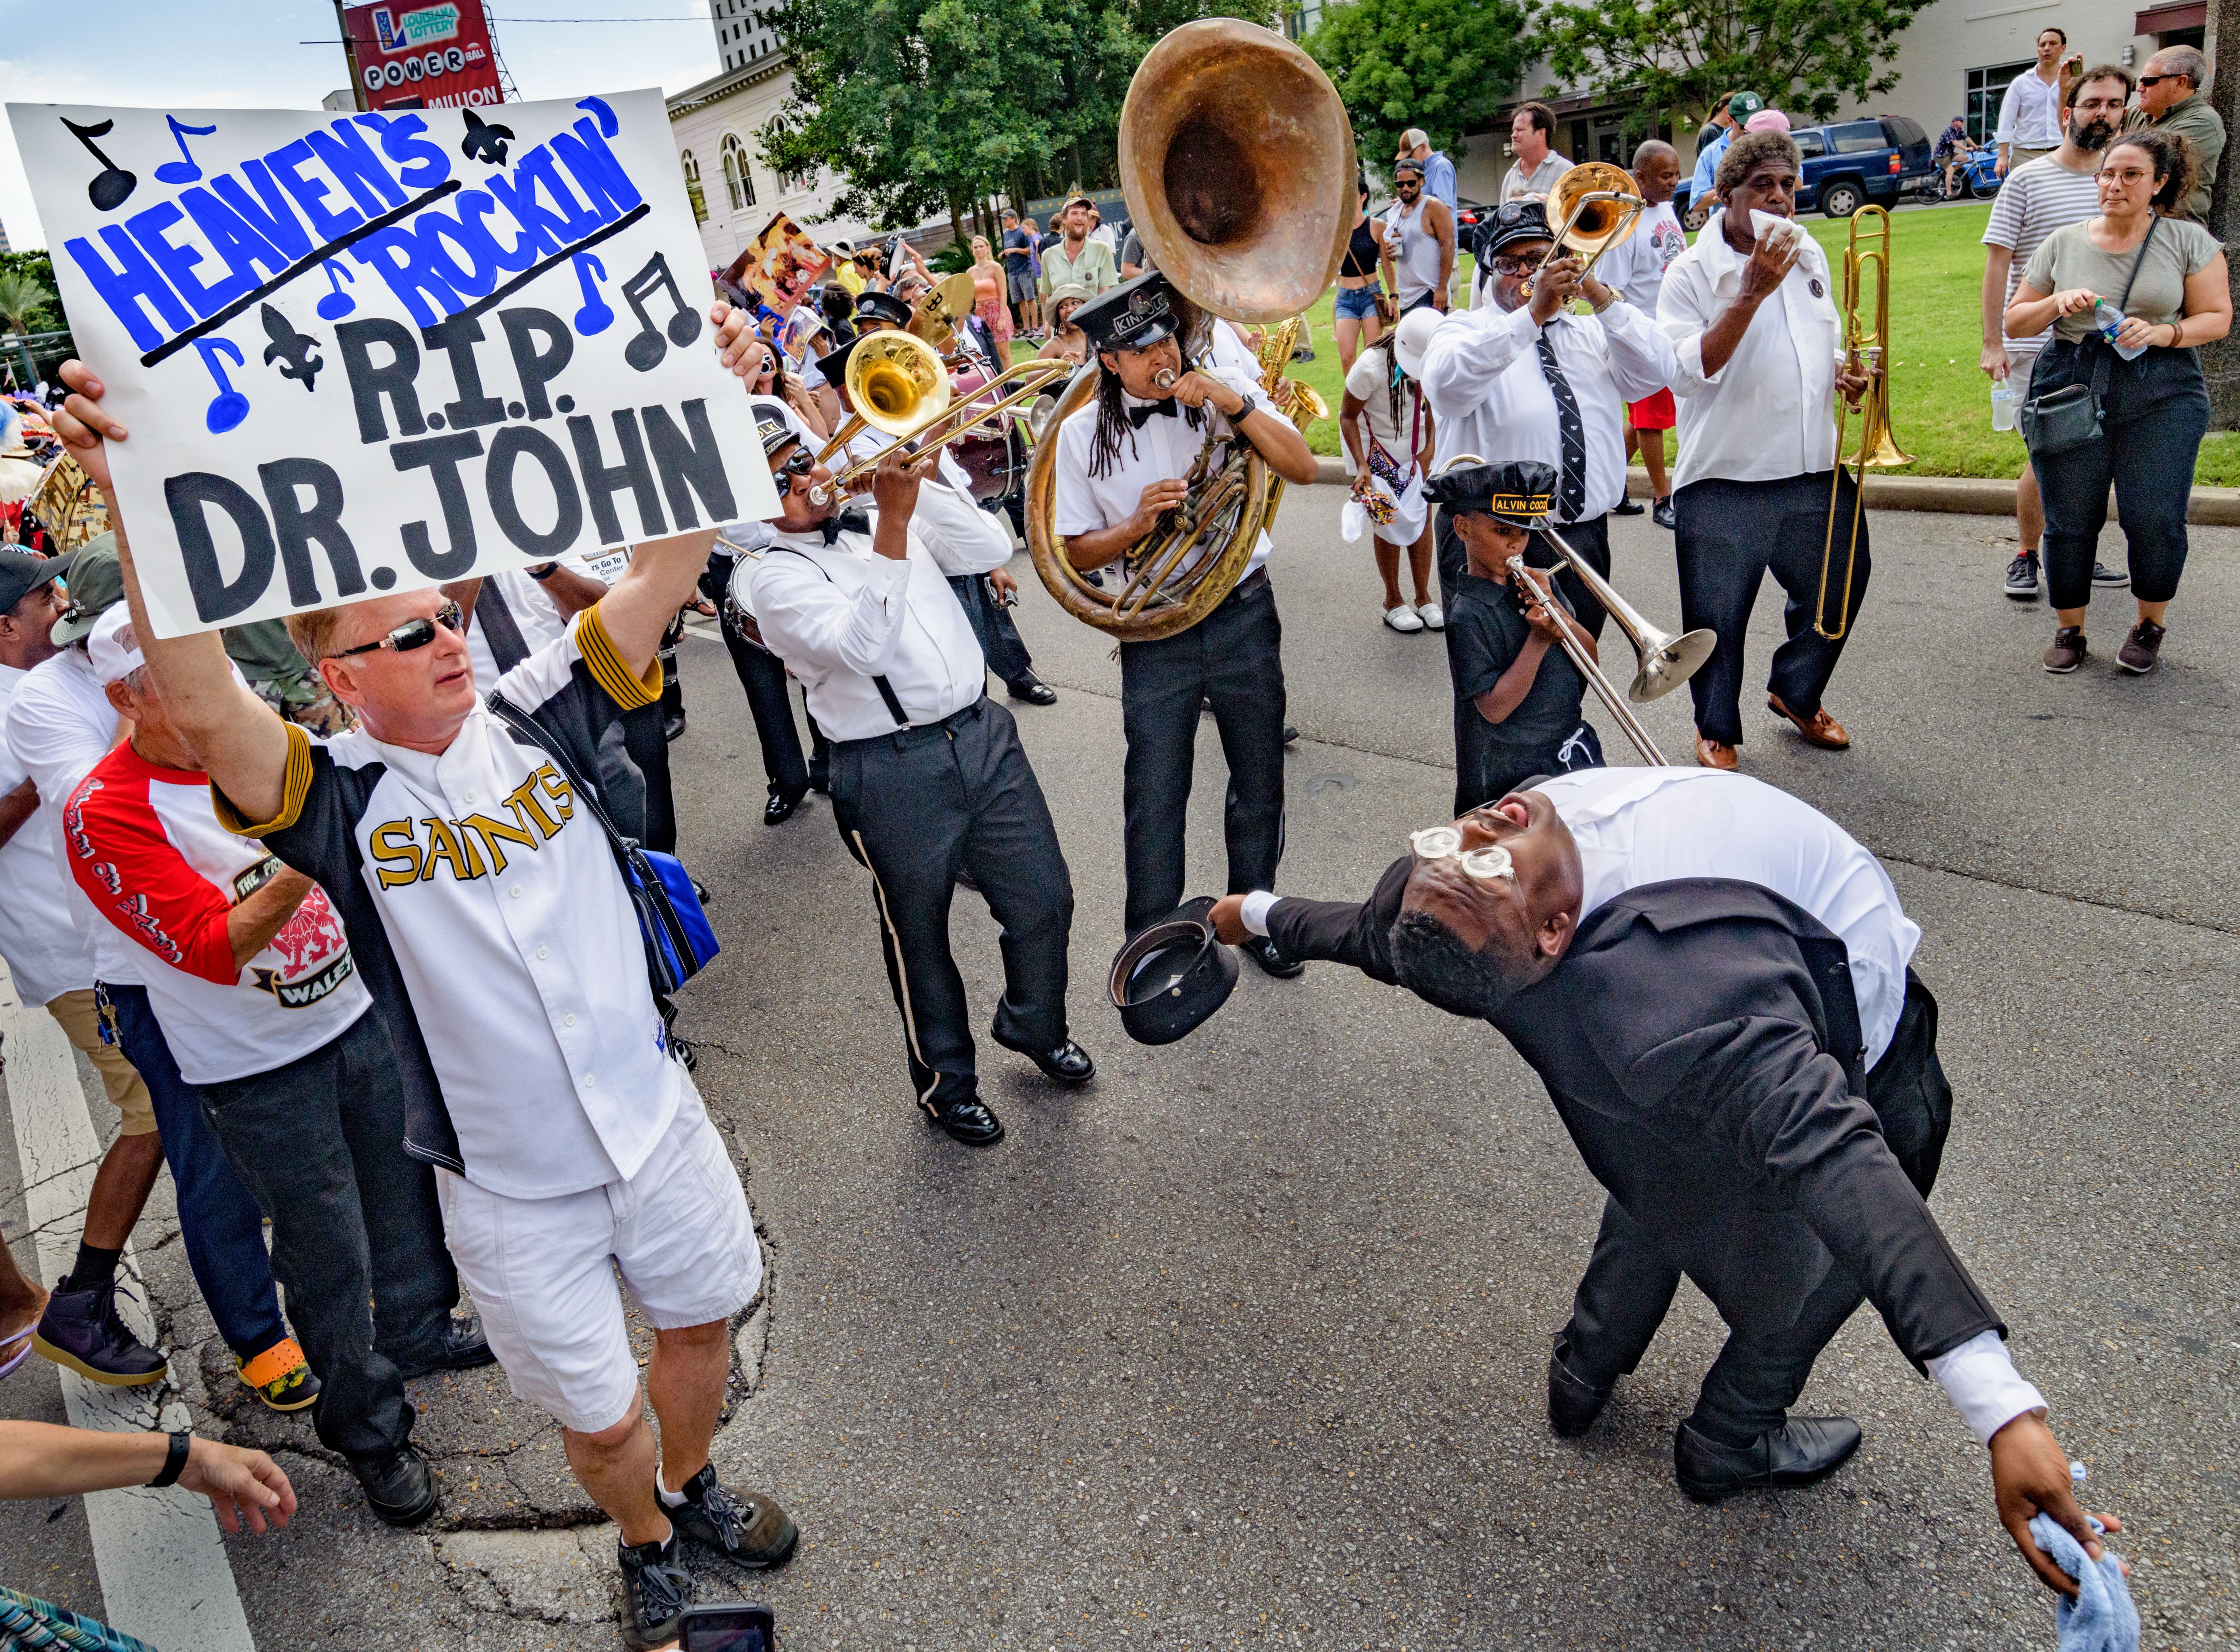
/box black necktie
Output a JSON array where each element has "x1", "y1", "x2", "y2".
[
  {"x1": 1128, "y1": 397, "x2": 1179, "y2": 429},
  {"x1": 819, "y1": 508, "x2": 870, "y2": 546},
  {"x1": 1537, "y1": 329, "x2": 1588, "y2": 523}
]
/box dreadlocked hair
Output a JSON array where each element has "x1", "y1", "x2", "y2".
[{"x1": 1087, "y1": 297, "x2": 1212, "y2": 480}]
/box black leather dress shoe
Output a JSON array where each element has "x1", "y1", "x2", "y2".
[
  {"x1": 1673, "y1": 1416, "x2": 1863, "y2": 1503},
  {"x1": 764, "y1": 788, "x2": 806, "y2": 826},
  {"x1": 387, "y1": 1314, "x2": 497, "y2": 1380},
  {"x1": 1611, "y1": 496, "x2": 1646, "y2": 516},
  {"x1": 994, "y1": 1031, "x2": 1094, "y2": 1084},
  {"x1": 1547, "y1": 1339, "x2": 1612, "y2": 1437},
  {"x1": 663, "y1": 712, "x2": 687, "y2": 743},
  {"x1": 352, "y1": 1441, "x2": 440, "y2": 1527},
  {"x1": 1007, "y1": 672, "x2": 1058, "y2": 706},
  {"x1": 923, "y1": 1093, "x2": 1005, "y2": 1146},
  {"x1": 1240, "y1": 934, "x2": 1305, "y2": 979}
]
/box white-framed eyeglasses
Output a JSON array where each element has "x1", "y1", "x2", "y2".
[{"x1": 1409, "y1": 826, "x2": 1515, "y2": 881}]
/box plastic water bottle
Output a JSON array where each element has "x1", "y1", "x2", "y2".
[
  {"x1": 2096, "y1": 300, "x2": 2150, "y2": 361},
  {"x1": 1990, "y1": 382, "x2": 2017, "y2": 431}
]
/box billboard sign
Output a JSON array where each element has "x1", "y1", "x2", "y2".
[{"x1": 347, "y1": 1, "x2": 505, "y2": 111}]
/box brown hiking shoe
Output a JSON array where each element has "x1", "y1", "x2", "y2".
[
  {"x1": 2116, "y1": 619, "x2": 2165, "y2": 675},
  {"x1": 2042, "y1": 627, "x2": 2088, "y2": 674},
  {"x1": 1766, "y1": 693, "x2": 1850, "y2": 750}
]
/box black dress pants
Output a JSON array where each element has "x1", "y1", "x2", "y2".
[
  {"x1": 1437, "y1": 508, "x2": 1611, "y2": 641},
  {"x1": 198, "y1": 1010, "x2": 457, "y2": 1461},
  {"x1": 948, "y1": 572, "x2": 1037, "y2": 685},
  {"x1": 1674, "y1": 472, "x2": 1869, "y2": 747},
  {"x1": 719, "y1": 619, "x2": 811, "y2": 800},
  {"x1": 830, "y1": 698, "x2": 1074, "y2": 1109},
  {"x1": 1116, "y1": 571, "x2": 1288, "y2": 935},
  {"x1": 1558, "y1": 970, "x2": 1951, "y2": 1447}
]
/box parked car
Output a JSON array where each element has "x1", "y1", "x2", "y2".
[{"x1": 1678, "y1": 114, "x2": 1935, "y2": 225}]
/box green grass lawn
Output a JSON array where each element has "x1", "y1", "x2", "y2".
[{"x1": 1017, "y1": 208, "x2": 2240, "y2": 484}]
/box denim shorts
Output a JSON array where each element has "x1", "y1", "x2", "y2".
[{"x1": 1334, "y1": 283, "x2": 1383, "y2": 320}]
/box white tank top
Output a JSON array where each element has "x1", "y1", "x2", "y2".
[{"x1": 1385, "y1": 198, "x2": 1444, "y2": 302}]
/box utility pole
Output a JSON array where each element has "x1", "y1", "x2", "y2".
[
  {"x1": 332, "y1": 0, "x2": 367, "y2": 112},
  {"x1": 2201, "y1": 0, "x2": 2240, "y2": 426}
]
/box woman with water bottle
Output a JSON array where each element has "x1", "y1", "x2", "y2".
[{"x1": 2004, "y1": 127, "x2": 2231, "y2": 675}]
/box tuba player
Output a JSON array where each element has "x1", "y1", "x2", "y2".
[{"x1": 1050, "y1": 273, "x2": 1321, "y2": 967}]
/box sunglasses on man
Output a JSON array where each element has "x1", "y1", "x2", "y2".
[
  {"x1": 334, "y1": 601, "x2": 465, "y2": 658},
  {"x1": 2136, "y1": 73, "x2": 2185, "y2": 87},
  {"x1": 773, "y1": 446, "x2": 817, "y2": 483}
]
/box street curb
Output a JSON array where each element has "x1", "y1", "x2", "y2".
[{"x1": 1308, "y1": 457, "x2": 2240, "y2": 525}]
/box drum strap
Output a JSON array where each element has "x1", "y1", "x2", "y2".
[{"x1": 776, "y1": 545, "x2": 909, "y2": 727}]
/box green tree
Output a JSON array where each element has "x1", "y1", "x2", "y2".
[
  {"x1": 1535, "y1": 0, "x2": 1934, "y2": 135},
  {"x1": 1302, "y1": 0, "x2": 1538, "y2": 172}
]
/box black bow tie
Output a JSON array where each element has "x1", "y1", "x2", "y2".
[
  {"x1": 1127, "y1": 397, "x2": 1180, "y2": 429},
  {"x1": 819, "y1": 508, "x2": 870, "y2": 546}
]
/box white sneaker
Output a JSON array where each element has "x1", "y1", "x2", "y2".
[
  {"x1": 1416, "y1": 600, "x2": 1445, "y2": 630},
  {"x1": 1382, "y1": 603, "x2": 1426, "y2": 633}
]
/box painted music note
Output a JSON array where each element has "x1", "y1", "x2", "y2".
[
  {"x1": 153, "y1": 116, "x2": 218, "y2": 185},
  {"x1": 316, "y1": 260, "x2": 357, "y2": 321},
  {"x1": 618, "y1": 252, "x2": 701, "y2": 373},
  {"x1": 62, "y1": 117, "x2": 136, "y2": 212},
  {"x1": 572, "y1": 253, "x2": 614, "y2": 336},
  {"x1": 194, "y1": 338, "x2": 250, "y2": 434}
]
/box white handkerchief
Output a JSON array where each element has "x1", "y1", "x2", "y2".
[{"x1": 1748, "y1": 211, "x2": 1804, "y2": 255}]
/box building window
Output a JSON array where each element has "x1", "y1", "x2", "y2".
[
  {"x1": 681, "y1": 150, "x2": 707, "y2": 226},
  {"x1": 723, "y1": 133, "x2": 755, "y2": 211},
  {"x1": 1966, "y1": 61, "x2": 2032, "y2": 144}
]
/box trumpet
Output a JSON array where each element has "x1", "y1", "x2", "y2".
[
  {"x1": 808, "y1": 330, "x2": 1072, "y2": 504},
  {"x1": 1518, "y1": 162, "x2": 1646, "y2": 301},
  {"x1": 1434, "y1": 454, "x2": 1715, "y2": 766},
  {"x1": 1815, "y1": 205, "x2": 1911, "y2": 641}
]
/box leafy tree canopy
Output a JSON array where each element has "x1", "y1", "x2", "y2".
[{"x1": 1302, "y1": 0, "x2": 1537, "y2": 172}]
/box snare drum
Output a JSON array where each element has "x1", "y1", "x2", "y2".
[{"x1": 717, "y1": 533, "x2": 770, "y2": 653}]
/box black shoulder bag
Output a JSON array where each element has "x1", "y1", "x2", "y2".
[{"x1": 2019, "y1": 217, "x2": 2159, "y2": 457}]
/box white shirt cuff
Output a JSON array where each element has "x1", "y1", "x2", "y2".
[
  {"x1": 1928, "y1": 1329, "x2": 2047, "y2": 1447},
  {"x1": 1239, "y1": 891, "x2": 1278, "y2": 937}
]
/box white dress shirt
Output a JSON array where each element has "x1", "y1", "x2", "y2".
[
  {"x1": 1051, "y1": 323, "x2": 1273, "y2": 582},
  {"x1": 1994, "y1": 67, "x2": 2064, "y2": 150},
  {"x1": 750, "y1": 515, "x2": 995, "y2": 741},
  {"x1": 0, "y1": 661, "x2": 97, "y2": 1007},
  {"x1": 1656, "y1": 223, "x2": 1844, "y2": 488},
  {"x1": 841, "y1": 428, "x2": 1013, "y2": 577},
  {"x1": 1420, "y1": 297, "x2": 1678, "y2": 522}
]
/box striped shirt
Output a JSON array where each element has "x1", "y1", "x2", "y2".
[{"x1": 1982, "y1": 154, "x2": 2102, "y2": 354}]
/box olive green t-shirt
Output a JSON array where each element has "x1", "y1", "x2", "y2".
[{"x1": 2023, "y1": 215, "x2": 2222, "y2": 342}]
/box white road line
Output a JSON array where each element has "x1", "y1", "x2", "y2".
[
  {"x1": 1, "y1": 961, "x2": 257, "y2": 1652},
  {"x1": 680, "y1": 620, "x2": 724, "y2": 643}
]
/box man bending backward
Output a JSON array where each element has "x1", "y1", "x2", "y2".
[{"x1": 55, "y1": 312, "x2": 793, "y2": 1652}]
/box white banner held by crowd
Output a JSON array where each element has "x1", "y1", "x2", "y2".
[{"x1": 11, "y1": 90, "x2": 776, "y2": 637}]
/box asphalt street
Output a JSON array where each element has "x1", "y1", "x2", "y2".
[{"x1": 4, "y1": 484, "x2": 2236, "y2": 1651}]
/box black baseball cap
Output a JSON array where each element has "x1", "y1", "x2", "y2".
[
  {"x1": 1073, "y1": 272, "x2": 1181, "y2": 355},
  {"x1": 0, "y1": 546, "x2": 71, "y2": 616},
  {"x1": 1476, "y1": 199, "x2": 1554, "y2": 260},
  {"x1": 1423, "y1": 460, "x2": 1555, "y2": 527}
]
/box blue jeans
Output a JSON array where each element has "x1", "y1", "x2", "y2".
[
  {"x1": 2028, "y1": 340, "x2": 2208, "y2": 611},
  {"x1": 100, "y1": 983, "x2": 289, "y2": 1361},
  {"x1": 1334, "y1": 283, "x2": 1383, "y2": 320}
]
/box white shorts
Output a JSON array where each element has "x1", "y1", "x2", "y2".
[{"x1": 435, "y1": 1079, "x2": 761, "y2": 1433}]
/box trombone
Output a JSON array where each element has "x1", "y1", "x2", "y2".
[
  {"x1": 810, "y1": 330, "x2": 1073, "y2": 503},
  {"x1": 1518, "y1": 162, "x2": 1646, "y2": 300},
  {"x1": 1435, "y1": 454, "x2": 1716, "y2": 766},
  {"x1": 1816, "y1": 205, "x2": 1913, "y2": 640}
]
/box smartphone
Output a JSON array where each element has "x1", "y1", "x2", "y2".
[{"x1": 677, "y1": 1603, "x2": 775, "y2": 1652}]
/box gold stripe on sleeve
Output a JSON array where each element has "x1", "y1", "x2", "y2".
[
  {"x1": 574, "y1": 602, "x2": 664, "y2": 710},
  {"x1": 214, "y1": 721, "x2": 313, "y2": 837}
]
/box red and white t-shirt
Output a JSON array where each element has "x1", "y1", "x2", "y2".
[{"x1": 65, "y1": 744, "x2": 370, "y2": 1084}]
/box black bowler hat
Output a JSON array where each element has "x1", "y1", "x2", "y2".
[
  {"x1": 1073, "y1": 271, "x2": 1181, "y2": 356},
  {"x1": 853, "y1": 290, "x2": 913, "y2": 330},
  {"x1": 1108, "y1": 895, "x2": 1238, "y2": 1045},
  {"x1": 1476, "y1": 198, "x2": 1554, "y2": 261},
  {"x1": 1423, "y1": 459, "x2": 1556, "y2": 527}
]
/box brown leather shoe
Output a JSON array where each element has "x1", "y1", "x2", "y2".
[
  {"x1": 1766, "y1": 693, "x2": 1850, "y2": 750},
  {"x1": 1694, "y1": 734, "x2": 1739, "y2": 770}
]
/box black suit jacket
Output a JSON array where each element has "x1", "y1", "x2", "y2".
[{"x1": 1269, "y1": 865, "x2": 2002, "y2": 1371}]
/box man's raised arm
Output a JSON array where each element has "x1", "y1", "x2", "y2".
[{"x1": 54, "y1": 361, "x2": 295, "y2": 827}]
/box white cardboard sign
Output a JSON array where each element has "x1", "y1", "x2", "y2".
[{"x1": 10, "y1": 90, "x2": 776, "y2": 637}]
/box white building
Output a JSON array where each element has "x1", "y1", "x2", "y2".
[{"x1": 668, "y1": 4, "x2": 874, "y2": 275}]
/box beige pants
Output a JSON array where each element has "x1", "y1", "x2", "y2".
[
  {"x1": 43, "y1": 989, "x2": 158, "y2": 1136},
  {"x1": 2009, "y1": 146, "x2": 2055, "y2": 170}
]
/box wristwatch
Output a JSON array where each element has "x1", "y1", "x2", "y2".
[
  {"x1": 1231, "y1": 390, "x2": 1261, "y2": 422},
  {"x1": 147, "y1": 1430, "x2": 192, "y2": 1489}
]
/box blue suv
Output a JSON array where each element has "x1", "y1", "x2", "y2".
[{"x1": 1681, "y1": 114, "x2": 1934, "y2": 224}]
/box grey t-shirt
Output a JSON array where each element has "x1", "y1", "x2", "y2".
[{"x1": 2022, "y1": 215, "x2": 2222, "y2": 342}]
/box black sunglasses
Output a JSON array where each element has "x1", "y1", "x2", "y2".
[
  {"x1": 335, "y1": 600, "x2": 465, "y2": 658},
  {"x1": 774, "y1": 446, "x2": 816, "y2": 482},
  {"x1": 2137, "y1": 73, "x2": 2184, "y2": 86}
]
